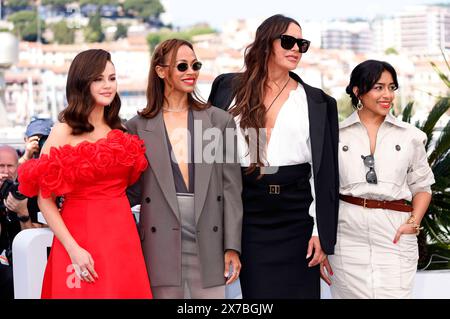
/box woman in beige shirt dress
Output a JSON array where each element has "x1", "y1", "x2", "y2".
[{"x1": 323, "y1": 60, "x2": 435, "y2": 298}]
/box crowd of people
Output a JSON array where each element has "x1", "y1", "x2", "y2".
[{"x1": 0, "y1": 14, "x2": 434, "y2": 299}]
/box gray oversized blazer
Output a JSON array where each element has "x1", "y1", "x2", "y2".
[{"x1": 126, "y1": 106, "x2": 243, "y2": 288}]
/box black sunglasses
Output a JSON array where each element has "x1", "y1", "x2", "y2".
[
  {"x1": 279, "y1": 35, "x2": 311, "y2": 53},
  {"x1": 361, "y1": 154, "x2": 377, "y2": 184},
  {"x1": 161, "y1": 61, "x2": 202, "y2": 72}
]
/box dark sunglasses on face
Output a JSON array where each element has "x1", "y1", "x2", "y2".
[
  {"x1": 279, "y1": 35, "x2": 311, "y2": 53},
  {"x1": 161, "y1": 61, "x2": 202, "y2": 72},
  {"x1": 361, "y1": 154, "x2": 378, "y2": 184}
]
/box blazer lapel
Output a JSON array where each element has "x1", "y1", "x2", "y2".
[
  {"x1": 304, "y1": 85, "x2": 327, "y2": 176},
  {"x1": 193, "y1": 109, "x2": 214, "y2": 224},
  {"x1": 141, "y1": 112, "x2": 181, "y2": 221}
]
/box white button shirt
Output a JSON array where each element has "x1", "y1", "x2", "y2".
[
  {"x1": 338, "y1": 111, "x2": 435, "y2": 201},
  {"x1": 233, "y1": 84, "x2": 319, "y2": 236}
]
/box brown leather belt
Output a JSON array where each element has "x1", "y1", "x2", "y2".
[{"x1": 339, "y1": 194, "x2": 413, "y2": 213}]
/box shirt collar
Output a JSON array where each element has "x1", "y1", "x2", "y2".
[
  {"x1": 340, "y1": 111, "x2": 409, "y2": 129},
  {"x1": 384, "y1": 112, "x2": 410, "y2": 128},
  {"x1": 339, "y1": 111, "x2": 360, "y2": 129}
]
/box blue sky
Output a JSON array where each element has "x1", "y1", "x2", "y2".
[{"x1": 162, "y1": 0, "x2": 448, "y2": 28}]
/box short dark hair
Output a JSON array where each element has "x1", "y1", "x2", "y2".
[
  {"x1": 346, "y1": 60, "x2": 399, "y2": 108},
  {"x1": 58, "y1": 49, "x2": 124, "y2": 135}
]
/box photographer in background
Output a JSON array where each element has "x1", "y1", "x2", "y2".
[
  {"x1": 16, "y1": 118, "x2": 55, "y2": 228},
  {"x1": 0, "y1": 118, "x2": 52, "y2": 299},
  {"x1": 0, "y1": 145, "x2": 22, "y2": 299},
  {"x1": 18, "y1": 117, "x2": 54, "y2": 165}
]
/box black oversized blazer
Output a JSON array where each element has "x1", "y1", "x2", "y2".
[{"x1": 208, "y1": 72, "x2": 339, "y2": 255}]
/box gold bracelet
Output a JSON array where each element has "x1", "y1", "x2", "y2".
[
  {"x1": 406, "y1": 215, "x2": 423, "y2": 236},
  {"x1": 407, "y1": 215, "x2": 416, "y2": 224}
]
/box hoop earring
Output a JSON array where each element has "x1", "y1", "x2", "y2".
[{"x1": 356, "y1": 100, "x2": 363, "y2": 111}]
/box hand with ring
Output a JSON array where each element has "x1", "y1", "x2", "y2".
[{"x1": 68, "y1": 245, "x2": 99, "y2": 283}]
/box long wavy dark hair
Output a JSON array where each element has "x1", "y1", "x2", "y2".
[
  {"x1": 58, "y1": 49, "x2": 124, "y2": 135},
  {"x1": 230, "y1": 14, "x2": 301, "y2": 173},
  {"x1": 139, "y1": 39, "x2": 207, "y2": 118}
]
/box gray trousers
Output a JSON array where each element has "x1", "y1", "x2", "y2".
[
  {"x1": 152, "y1": 194, "x2": 225, "y2": 299},
  {"x1": 152, "y1": 252, "x2": 225, "y2": 299}
]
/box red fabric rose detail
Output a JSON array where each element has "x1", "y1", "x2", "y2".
[
  {"x1": 17, "y1": 129, "x2": 150, "y2": 196},
  {"x1": 76, "y1": 142, "x2": 99, "y2": 162},
  {"x1": 57, "y1": 144, "x2": 79, "y2": 182},
  {"x1": 107, "y1": 129, "x2": 128, "y2": 152},
  {"x1": 40, "y1": 160, "x2": 73, "y2": 198},
  {"x1": 95, "y1": 149, "x2": 115, "y2": 175},
  {"x1": 18, "y1": 159, "x2": 40, "y2": 197},
  {"x1": 74, "y1": 158, "x2": 97, "y2": 182}
]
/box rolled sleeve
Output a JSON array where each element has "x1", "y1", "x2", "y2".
[{"x1": 407, "y1": 131, "x2": 435, "y2": 196}]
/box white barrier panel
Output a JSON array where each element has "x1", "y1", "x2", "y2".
[
  {"x1": 11, "y1": 226, "x2": 450, "y2": 299},
  {"x1": 413, "y1": 270, "x2": 450, "y2": 298},
  {"x1": 12, "y1": 228, "x2": 53, "y2": 299},
  {"x1": 320, "y1": 269, "x2": 450, "y2": 299}
]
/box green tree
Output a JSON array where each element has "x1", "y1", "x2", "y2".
[
  {"x1": 147, "y1": 32, "x2": 163, "y2": 50},
  {"x1": 52, "y1": 20, "x2": 75, "y2": 44},
  {"x1": 41, "y1": 0, "x2": 72, "y2": 6},
  {"x1": 146, "y1": 26, "x2": 216, "y2": 51},
  {"x1": 79, "y1": 0, "x2": 117, "y2": 6},
  {"x1": 146, "y1": 30, "x2": 190, "y2": 50},
  {"x1": 187, "y1": 25, "x2": 216, "y2": 37},
  {"x1": 41, "y1": 0, "x2": 72, "y2": 11},
  {"x1": 7, "y1": 10, "x2": 44, "y2": 41},
  {"x1": 5, "y1": 0, "x2": 31, "y2": 9},
  {"x1": 400, "y1": 52, "x2": 450, "y2": 270},
  {"x1": 336, "y1": 92, "x2": 353, "y2": 121},
  {"x1": 114, "y1": 23, "x2": 128, "y2": 40},
  {"x1": 385, "y1": 47, "x2": 399, "y2": 55},
  {"x1": 123, "y1": 0, "x2": 164, "y2": 19},
  {"x1": 84, "y1": 11, "x2": 104, "y2": 43}
]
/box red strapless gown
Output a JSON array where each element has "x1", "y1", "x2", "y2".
[{"x1": 18, "y1": 129, "x2": 152, "y2": 299}]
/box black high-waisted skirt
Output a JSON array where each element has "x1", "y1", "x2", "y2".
[{"x1": 239, "y1": 163, "x2": 320, "y2": 299}]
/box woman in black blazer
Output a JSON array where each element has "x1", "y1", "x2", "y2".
[{"x1": 208, "y1": 14, "x2": 339, "y2": 299}]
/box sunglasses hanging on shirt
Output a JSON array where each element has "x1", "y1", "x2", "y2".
[{"x1": 361, "y1": 154, "x2": 378, "y2": 184}]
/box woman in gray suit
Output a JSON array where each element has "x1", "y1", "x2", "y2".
[{"x1": 126, "y1": 39, "x2": 243, "y2": 299}]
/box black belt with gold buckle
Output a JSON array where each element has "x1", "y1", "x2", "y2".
[{"x1": 269, "y1": 185, "x2": 280, "y2": 194}]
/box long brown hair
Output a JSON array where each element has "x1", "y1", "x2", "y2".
[
  {"x1": 58, "y1": 49, "x2": 124, "y2": 135},
  {"x1": 230, "y1": 14, "x2": 301, "y2": 173},
  {"x1": 139, "y1": 39, "x2": 207, "y2": 118}
]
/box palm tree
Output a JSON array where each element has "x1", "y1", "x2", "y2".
[{"x1": 401, "y1": 54, "x2": 450, "y2": 270}]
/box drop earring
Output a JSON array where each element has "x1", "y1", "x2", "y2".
[{"x1": 356, "y1": 100, "x2": 363, "y2": 111}]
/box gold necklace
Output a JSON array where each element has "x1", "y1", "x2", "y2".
[{"x1": 162, "y1": 106, "x2": 189, "y2": 113}]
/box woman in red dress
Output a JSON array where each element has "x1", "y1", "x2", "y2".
[{"x1": 17, "y1": 49, "x2": 152, "y2": 299}]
